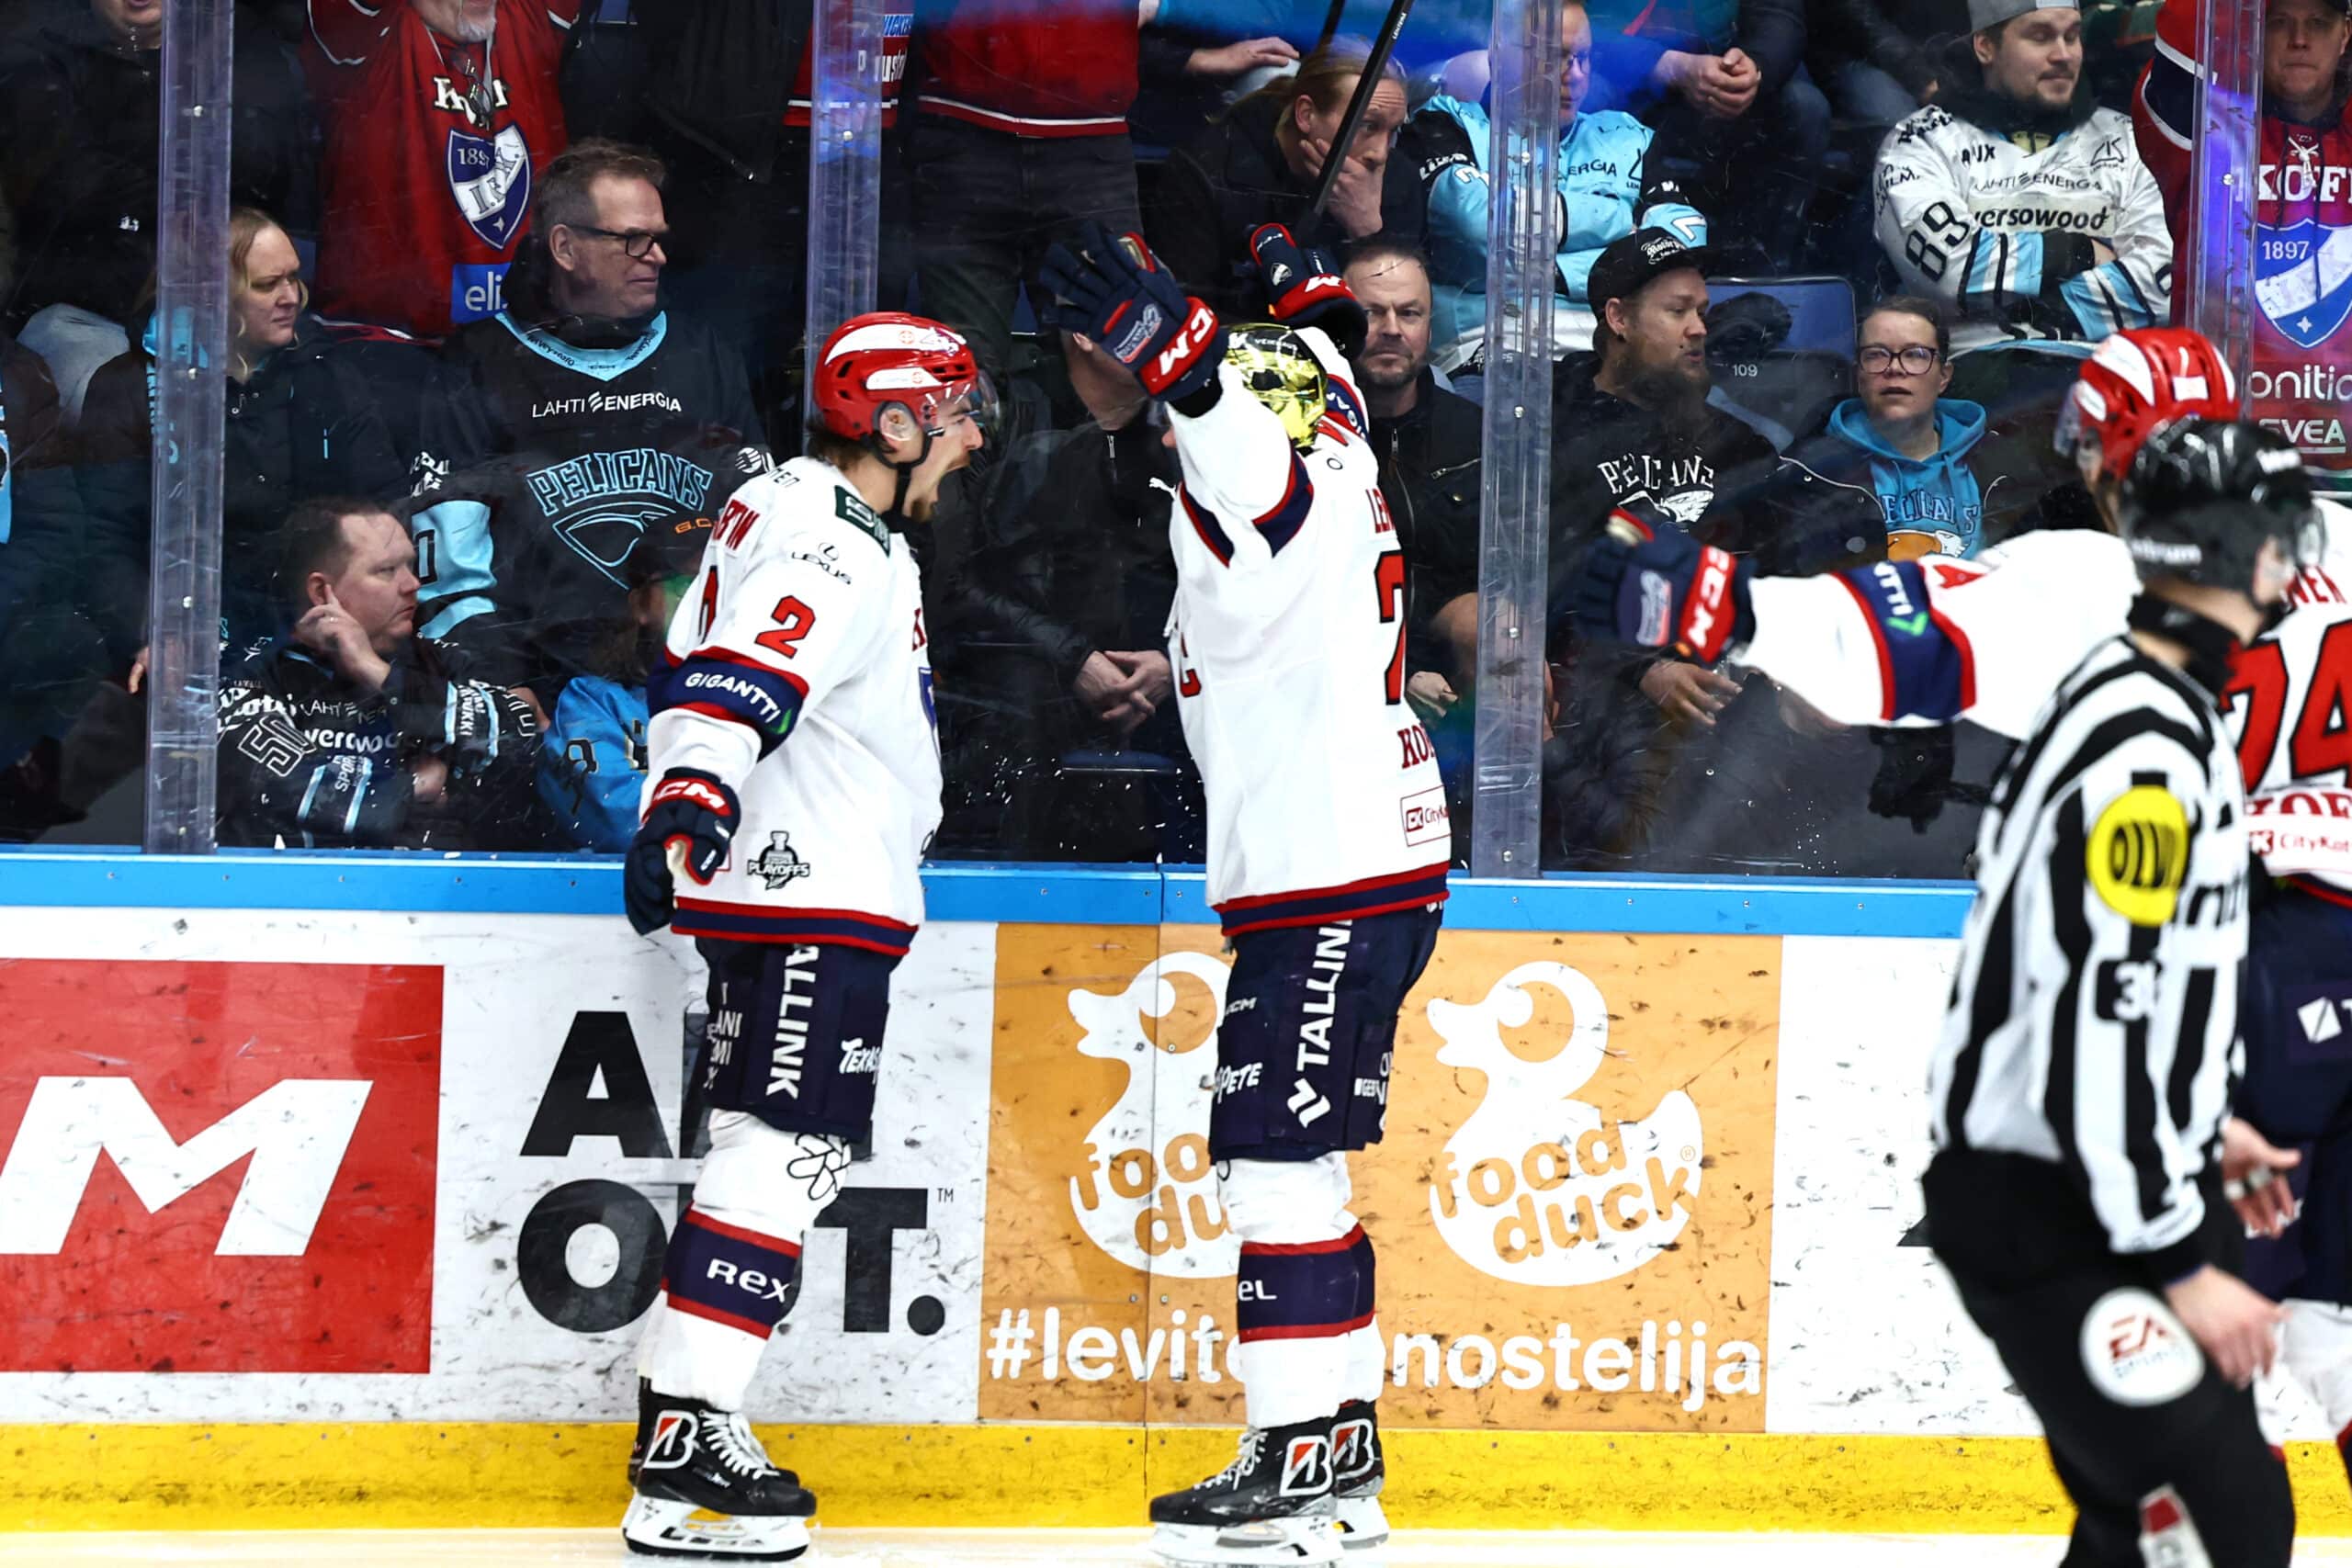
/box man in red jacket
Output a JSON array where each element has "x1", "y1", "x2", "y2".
[
  {"x1": 305, "y1": 0, "x2": 584, "y2": 338},
  {"x1": 2134, "y1": 0, "x2": 2352, "y2": 494},
  {"x1": 910, "y1": 0, "x2": 1147, "y2": 375}
]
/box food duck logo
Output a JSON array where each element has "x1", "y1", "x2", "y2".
[
  {"x1": 1427, "y1": 961, "x2": 1702, "y2": 1286},
  {"x1": 1067, "y1": 952, "x2": 1238, "y2": 1278}
]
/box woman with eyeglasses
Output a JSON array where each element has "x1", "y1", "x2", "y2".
[{"x1": 1758, "y1": 296, "x2": 2001, "y2": 575}]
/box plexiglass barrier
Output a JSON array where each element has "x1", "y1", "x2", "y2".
[{"x1": 0, "y1": 0, "x2": 2312, "y2": 878}]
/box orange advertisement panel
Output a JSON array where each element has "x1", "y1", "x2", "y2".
[{"x1": 980, "y1": 926, "x2": 1779, "y2": 1431}]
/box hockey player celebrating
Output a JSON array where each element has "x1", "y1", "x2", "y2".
[
  {"x1": 1568, "y1": 327, "x2": 2306, "y2": 743},
  {"x1": 616, "y1": 310, "x2": 989, "y2": 1561},
  {"x1": 1040, "y1": 222, "x2": 1449, "y2": 1566}
]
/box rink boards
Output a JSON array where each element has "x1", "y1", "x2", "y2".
[{"x1": 0, "y1": 854, "x2": 2345, "y2": 1533}]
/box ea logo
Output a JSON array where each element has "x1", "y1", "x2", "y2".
[
  {"x1": 1066, "y1": 952, "x2": 1238, "y2": 1277},
  {"x1": 2080, "y1": 1289, "x2": 2202, "y2": 1406},
  {"x1": 1426, "y1": 962, "x2": 1702, "y2": 1286}
]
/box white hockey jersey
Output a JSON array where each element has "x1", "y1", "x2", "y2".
[
  {"x1": 1736, "y1": 501, "x2": 2352, "y2": 897},
  {"x1": 2232, "y1": 512, "x2": 2352, "y2": 899},
  {"x1": 1873, "y1": 100, "x2": 2173, "y2": 354},
  {"x1": 645, "y1": 456, "x2": 941, "y2": 954},
  {"x1": 1165, "y1": 329, "x2": 1452, "y2": 934}
]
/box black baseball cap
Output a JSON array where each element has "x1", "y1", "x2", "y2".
[{"x1": 1588, "y1": 231, "x2": 1718, "y2": 314}]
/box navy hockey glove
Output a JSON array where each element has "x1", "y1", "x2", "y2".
[
  {"x1": 1867, "y1": 727, "x2": 1992, "y2": 835},
  {"x1": 1570, "y1": 505, "x2": 1755, "y2": 663},
  {"x1": 1040, "y1": 223, "x2": 1226, "y2": 402},
  {"x1": 625, "y1": 768, "x2": 740, "y2": 935},
  {"x1": 1246, "y1": 223, "x2": 1366, "y2": 356}
]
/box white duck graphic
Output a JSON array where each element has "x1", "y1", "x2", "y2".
[
  {"x1": 1067, "y1": 950, "x2": 1239, "y2": 1278},
  {"x1": 1426, "y1": 960, "x2": 1702, "y2": 1287}
]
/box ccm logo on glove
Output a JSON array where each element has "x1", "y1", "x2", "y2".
[
  {"x1": 651, "y1": 776, "x2": 733, "y2": 817},
  {"x1": 1156, "y1": 303, "x2": 1220, "y2": 384},
  {"x1": 1679, "y1": 547, "x2": 1739, "y2": 662}
]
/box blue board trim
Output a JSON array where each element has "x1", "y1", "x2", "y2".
[{"x1": 0, "y1": 851, "x2": 1975, "y2": 939}]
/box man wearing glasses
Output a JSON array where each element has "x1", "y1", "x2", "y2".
[
  {"x1": 1758, "y1": 297, "x2": 2002, "y2": 573},
  {"x1": 406, "y1": 137, "x2": 772, "y2": 720}
]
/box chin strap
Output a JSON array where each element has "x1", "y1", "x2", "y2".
[
  {"x1": 862, "y1": 427, "x2": 934, "y2": 528},
  {"x1": 2127, "y1": 592, "x2": 2243, "y2": 696}
]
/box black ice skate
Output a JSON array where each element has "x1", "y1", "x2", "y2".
[
  {"x1": 1329, "y1": 1401, "x2": 1387, "y2": 1551},
  {"x1": 1148, "y1": 1416, "x2": 1342, "y2": 1567},
  {"x1": 623, "y1": 1385, "x2": 817, "y2": 1561}
]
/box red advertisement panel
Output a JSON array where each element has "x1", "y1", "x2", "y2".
[{"x1": 0, "y1": 961, "x2": 441, "y2": 1373}]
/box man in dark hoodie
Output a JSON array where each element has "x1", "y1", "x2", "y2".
[
  {"x1": 1549, "y1": 231, "x2": 1778, "y2": 725},
  {"x1": 1539, "y1": 230, "x2": 1780, "y2": 866},
  {"x1": 407, "y1": 139, "x2": 773, "y2": 706},
  {"x1": 217, "y1": 497, "x2": 541, "y2": 849}
]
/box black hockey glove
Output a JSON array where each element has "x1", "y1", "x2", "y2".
[
  {"x1": 1567, "y1": 503, "x2": 1754, "y2": 662},
  {"x1": 1246, "y1": 223, "x2": 1366, "y2": 356},
  {"x1": 1866, "y1": 727, "x2": 1960, "y2": 835},
  {"x1": 1040, "y1": 223, "x2": 1225, "y2": 402},
  {"x1": 625, "y1": 768, "x2": 741, "y2": 935}
]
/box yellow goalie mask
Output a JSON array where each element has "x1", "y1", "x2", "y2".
[{"x1": 1224, "y1": 322, "x2": 1326, "y2": 453}]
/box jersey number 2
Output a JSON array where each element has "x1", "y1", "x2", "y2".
[
  {"x1": 2227, "y1": 620, "x2": 2352, "y2": 784},
  {"x1": 757, "y1": 595, "x2": 818, "y2": 660},
  {"x1": 1375, "y1": 553, "x2": 1406, "y2": 705}
]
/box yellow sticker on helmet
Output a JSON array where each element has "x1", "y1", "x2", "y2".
[{"x1": 2086, "y1": 784, "x2": 2190, "y2": 927}]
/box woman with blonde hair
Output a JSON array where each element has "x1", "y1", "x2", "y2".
[
  {"x1": 75, "y1": 208, "x2": 411, "y2": 658},
  {"x1": 1148, "y1": 38, "x2": 1410, "y2": 314}
]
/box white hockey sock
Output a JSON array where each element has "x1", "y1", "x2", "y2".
[
  {"x1": 1223, "y1": 1154, "x2": 1363, "y2": 1431},
  {"x1": 1342, "y1": 1317, "x2": 1385, "y2": 1407},
  {"x1": 635, "y1": 1111, "x2": 847, "y2": 1410}
]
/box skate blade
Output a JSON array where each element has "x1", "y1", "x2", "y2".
[
  {"x1": 622, "y1": 1495, "x2": 813, "y2": 1561},
  {"x1": 1149, "y1": 1517, "x2": 1343, "y2": 1567},
  {"x1": 1334, "y1": 1492, "x2": 1389, "y2": 1551}
]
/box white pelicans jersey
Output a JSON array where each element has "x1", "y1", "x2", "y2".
[
  {"x1": 646, "y1": 456, "x2": 941, "y2": 955},
  {"x1": 1873, "y1": 101, "x2": 2173, "y2": 354},
  {"x1": 1165, "y1": 327, "x2": 1451, "y2": 934}
]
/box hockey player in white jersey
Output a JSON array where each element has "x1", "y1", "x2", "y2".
[
  {"x1": 616, "y1": 310, "x2": 989, "y2": 1561},
  {"x1": 1042, "y1": 221, "x2": 1448, "y2": 1567},
  {"x1": 1570, "y1": 326, "x2": 2352, "y2": 1504}
]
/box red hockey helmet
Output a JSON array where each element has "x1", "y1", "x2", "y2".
[
  {"x1": 812, "y1": 311, "x2": 995, "y2": 448},
  {"x1": 2053, "y1": 327, "x2": 2237, "y2": 486}
]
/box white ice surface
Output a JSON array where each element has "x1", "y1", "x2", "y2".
[{"x1": 6, "y1": 1534, "x2": 2352, "y2": 1568}]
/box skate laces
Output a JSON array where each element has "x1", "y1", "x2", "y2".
[
  {"x1": 700, "y1": 1410, "x2": 782, "y2": 1480},
  {"x1": 1211, "y1": 1429, "x2": 1268, "y2": 1486}
]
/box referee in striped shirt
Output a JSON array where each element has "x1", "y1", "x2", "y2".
[{"x1": 1925, "y1": 421, "x2": 2314, "y2": 1567}]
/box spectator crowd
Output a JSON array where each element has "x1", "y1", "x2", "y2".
[{"x1": 0, "y1": 0, "x2": 2343, "y2": 871}]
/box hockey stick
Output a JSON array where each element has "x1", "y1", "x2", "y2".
[
  {"x1": 1307, "y1": 0, "x2": 1415, "y2": 218},
  {"x1": 1315, "y1": 0, "x2": 1350, "y2": 52}
]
